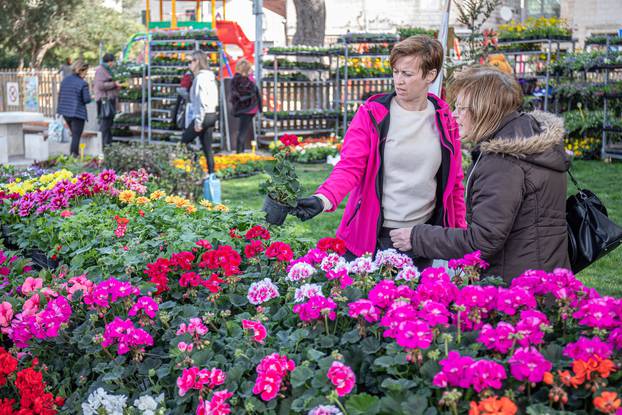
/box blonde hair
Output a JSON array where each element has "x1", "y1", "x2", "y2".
[
  {"x1": 191, "y1": 51, "x2": 210, "y2": 71},
  {"x1": 448, "y1": 65, "x2": 523, "y2": 143},
  {"x1": 389, "y1": 35, "x2": 443, "y2": 81},
  {"x1": 71, "y1": 59, "x2": 89, "y2": 76},
  {"x1": 236, "y1": 58, "x2": 252, "y2": 76}
]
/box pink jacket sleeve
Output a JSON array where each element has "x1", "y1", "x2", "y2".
[
  {"x1": 450, "y1": 118, "x2": 467, "y2": 228},
  {"x1": 316, "y1": 107, "x2": 373, "y2": 212}
]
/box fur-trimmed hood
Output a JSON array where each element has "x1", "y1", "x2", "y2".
[{"x1": 479, "y1": 110, "x2": 569, "y2": 172}]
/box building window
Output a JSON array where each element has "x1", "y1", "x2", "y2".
[{"x1": 526, "y1": 0, "x2": 560, "y2": 18}]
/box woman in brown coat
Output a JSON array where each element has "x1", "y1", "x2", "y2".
[{"x1": 390, "y1": 66, "x2": 571, "y2": 281}]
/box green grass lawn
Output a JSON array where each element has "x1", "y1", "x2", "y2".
[{"x1": 222, "y1": 160, "x2": 622, "y2": 296}]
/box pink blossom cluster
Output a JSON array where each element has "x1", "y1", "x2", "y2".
[
  {"x1": 320, "y1": 253, "x2": 347, "y2": 273},
  {"x1": 308, "y1": 405, "x2": 343, "y2": 415},
  {"x1": 11, "y1": 170, "x2": 118, "y2": 217},
  {"x1": 287, "y1": 248, "x2": 328, "y2": 272},
  {"x1": 373, "y1": 249, "x2": 413, "y2": 270},
  {"x1": 252, "y1": 353, "x2": 295, "y2": 401},
  {"x1": 380, "y1": 303, "x2": 434, "y2": 349},
  {"x1": 448, "y1": 250, "x2": 489, "y2": 270},
  {"x1": 247, "y1": 278, "x2": 280, "y2": 305},
  {"x1": 83, "y1": 277, "x2": 140, "y2": 309},
  {"x1": 477, "y1": 310, "x2": 550, "y2": 355},
  {"x1": 101, "y1": 317, "x2": 154, "y2": 355},
  {"x1": 292, "y1": 295, "x2": 337, "y2": 322},
  {"x1": 196, "y1": 390, "x2": 234, "y2": 415},
  {"x1": 510, "y1": 268, "x2": 596, "y2": 304},
  {"x1": 177, "y1": 318, "x2": 209, "y2": 338},
  {"x1": 62, "y1": 275, "x2": 94, "y2": 301},
  {"x1": 176, "y1": 366, "x2": 226, "y2": 396},
  {"x1": 294, "y1": 283, "x2": 324, "y2": 303},
  {"x1": 507, "y1": 346, "x2": 552, "y2": 382},
  {"x1": 286, "y1": 262, "x2": 316, "y2": 282},
  {"x1": 128, "y1": 296, "x2": 159, "y2": 319},
  {"x1": 573, "y1": 296, "x2": 622, "y2": 330},
  {"x1": 326, "y1": 361, "x2": 356, "y2": 396},
  {"x1": 563, "y1": 336, "x2": 613, "y2": 361},
  {"x1": 433, "y1": 351, "x2": 507, "y2": 392},
  {"x1": 395, "y1": 266, "x2": 418, "y2": 282},
  {"x1": 120, "y1": 169, "x2": 149, "y2": 194},
  {"x1": 242, "y1": 319, "x2": 267, "y2": 343},
  {"x1": 5, "y1": 296, "x2": 72, "y2": 348}
]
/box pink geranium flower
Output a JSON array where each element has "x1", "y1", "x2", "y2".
[
  {"x1": 394, "y1": 320, "x2": 434, "y2": 350},
  {"x1": 478, "y1": 322, "x2": 515, "y2": 354},
  {"x1": 563, "y1": 336, "x2": 613, "y2": 361},
  {"x1": 468, "y1": 359, "x2": 507, "y2": 392},
  {"x1": 21, "y1": 277, "x2": 43, "y2": 295},
  {"x1": 242, "y1": 319, "x2": 267, "y2": 343},
  {"x1": 508, "y1": 347, "x2": 552, "y2": 383},
  {"x1": 0, "y1": 301, "x2": 13, "y2": 327},
  {"x1": 327, "y1": 361, "x2": 356, "y2": 397}
]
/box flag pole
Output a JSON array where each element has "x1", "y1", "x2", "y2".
[{"x1": 429, "y1": 0, "x2": 451, "y2": 97}]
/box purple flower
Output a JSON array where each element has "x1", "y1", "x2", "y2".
[
  {"x1": 128, "y1": 296, "x2": 159, "y2": 319},
  {"x1": 508, "y1": 347, "x2": 551, "y2": 383},
  {"x1": 469, "y1": 359, "x2": 507, "y2": 392},
  {"x1": 478, "y1": 322, "x2": 515, "y2": 354},
  {"x1": 563, "y1": 336, "x2": 613, "y2": 361}
]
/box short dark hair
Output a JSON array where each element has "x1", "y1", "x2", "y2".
[
  {"x1": 389, "y1": 35, "x2": 443, "y2": 81},
  {"x1": 102, "y1": 53, "x2": 115, "y2": 63}
]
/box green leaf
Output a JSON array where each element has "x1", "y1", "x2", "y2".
[
  {"x1": 229, "y1": 294, "x2": 248, "y2": 307},
  {"x1": 306, "y1": 348, "x2": 326, "y2": 361},
  {"x1": 373, "y1": 355, "x2": 394, "y2": 369},
  {"x1": 380, "y1": 378, "x2": 418, "y2": 392},
  {"x1": 360, "y1": 337, "x2": 382, "y2": 354},
  {"x1": 420, "y1": 360, "x2": 441, "y2": 381},
  {"x1": 346, "y1": 393, "x2": 381, "y2": 415},
  {"x1": 290, "y1": 365, "x2": 314, "y2": 388},
  {"x1": 341, "y1": 328, "x2": 361, "y2": 344},
  {"x1": 401, "y1": 394, "x2": 427, "y2": 415},
  {"x1": 526, "y1": 403, "x2": 576, "y2": 415}
]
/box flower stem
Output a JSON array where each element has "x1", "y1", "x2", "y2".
[
  {"x1": 457, "y1": 311, "x2": 462, "y2": 344},
  {"x1": 324, "y1": 314, "x2": 330, "y2": 336},
  {"x1": 335, "y1": 398, "x2": 349, "y2": 415}
]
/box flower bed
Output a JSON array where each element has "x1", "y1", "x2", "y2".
[
  {"x1": 172, "y1": 153, "x2": 274, "y2": 179},
  {"x1": 498, "y1": 17, "x2": 572, "y2": 41},
  {"x1": 270, "y1": 136, "x2": 342, "y2": 164},
  {"x1": 1, "y1": 164, "x2": 621, "y2": 415}
]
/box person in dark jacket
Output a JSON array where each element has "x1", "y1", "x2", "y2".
[
  {"x1": 390, "y1": 65, "x2": 571, "y2": 281},
  {"x1": 230, "y1": 58, "x2": 261, "y2": 153},
  {"x1": 57, "y1": 59, "x2": 92, "y2": 157},
  {"x1": 94, "y1": 53, "x2": 121, "y2": 146}
]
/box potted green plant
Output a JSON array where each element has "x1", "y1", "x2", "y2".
[{"x1": 260, "y1": 134, "x2": 302, "y2": 225}]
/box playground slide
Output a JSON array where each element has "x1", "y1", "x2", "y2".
[{"x1": 215, "y1": 20, "x2": 255, "y2": 75}]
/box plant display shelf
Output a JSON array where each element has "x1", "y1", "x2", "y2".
[
  {"x1": 594, "y1": 37, "x2": 622, "y2": 160},
  {"x1": 337, "y1": 33, "x2": 398, "y2": 135},
  {"x1": 262, "y1": 48, "x2": 338, "y2": 141},
  {"x1": 147, "y1": 36, "x2": 230, "y2": 149},
  {"x1": 495, "y1": 38, "x2": 576, "y2": 112}
]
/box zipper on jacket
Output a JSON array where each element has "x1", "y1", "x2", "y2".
[
  {"x1": 346, "y1": 199, "x2": 363, "y2": 226},
  {"x1": 434, "y1": 108, "x2": 454, "y2": 226},
  {"x1": 465, "y1": 152, "x2": 483, "y2": 201},
  {"x1": 367, "y1": 109, "x2": 386, "y2": 245}
]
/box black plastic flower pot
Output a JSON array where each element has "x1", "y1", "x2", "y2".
[{"x1": 263, "y1": 196, "x2": 290, "y2": 226}]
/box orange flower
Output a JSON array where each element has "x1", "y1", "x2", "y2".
[
  {"x1": 594, "y1": 391, "x2": 621, "y2": 414},
  {"x1": 596, "y1": 358, "x2": 617, "y2": 379},
  {"x1": 469, "y1": 396, "x2": 518, "y2": 415},
  {"x1": 558, "y1": 370, "x2": 583, "y2": 388},
  {"x1": 572, "y1": 358, "x2": 599, "y2": 383},
  {"x1": 543, "y1": 371, "x2": 554, "y2": 385}
]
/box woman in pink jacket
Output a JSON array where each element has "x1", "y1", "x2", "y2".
[{"x1": 292, "y1": 36, "x2": 467, "y2": 267}]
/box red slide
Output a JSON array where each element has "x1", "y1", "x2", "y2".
[{"x1": 215, "y1": 20, "x2": 255, "y2": 76}]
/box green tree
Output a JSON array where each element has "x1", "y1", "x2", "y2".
[
  {"x1": 0, "y1": 0, "x2": 143, "y2": 68},
  {"x1": 49, "y1": 0, "x2": 145, "y2": 66},
  {"x1": 0, "y1": 0, "x2": 82, "y2": 68}
]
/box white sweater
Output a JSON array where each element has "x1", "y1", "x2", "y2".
[
  {"x1": 382, "y1": 99, "x2": 441, "y2": 228},
  {"x1": 190, "y1": 70, "x2": 219, "y2": 128}
]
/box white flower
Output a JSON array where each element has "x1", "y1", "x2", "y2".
[
  {"x1": 294, "y1": 283, "x2": 324, "y2": 302},
  {"x1": 82, "y1": 388, "x2": 127, "y2": 415},
  {"x1": 396, "y1": 266, "x2": 419, "y2": 282},
  {"x1": 133, "y1": 393, "x2": 165, "y2": 415},
  {"x1": 374, "y1": 248, "x2": 413, "y2": 269},
  {"x1": 320, "y1": 253, "x2": 347, "y2": 272},
  {"x1": 287, "y1": 262, "x2": 316, "y2": 282},
  {"x1": 348, "y1": 255, "x2": 377, "y2": 275},
  {"x1": 247, "y1": 278, "x2": 280, "y2": 305}
]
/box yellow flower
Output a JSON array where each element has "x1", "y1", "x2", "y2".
[
  {"x1": 135, "y1": 196, "x2": 150, "y2": 205},
  {"x1": 186, "y1": 205, "x2": 197, "y2": 214},
  {"x1": 215, "y1": 204, "x2": 229, "y2": 212},
  {"x1": 14, "y1": 178, "x2": 21, "y2": 183},
  {"x1": 119, "y1": 190, "x2": 136, "y2": 204},
  {"x1": 199, "y1": 199, "x2": 213, "y2": 209},
  {"x1": 150, "y1": 190, "x2": 166, "y2": 200}
]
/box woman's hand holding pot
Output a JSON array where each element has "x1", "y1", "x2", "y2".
[{"x1": 291, "y1": 196, "x2": 323, "y2": 221}]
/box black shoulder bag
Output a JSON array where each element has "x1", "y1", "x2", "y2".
[{"x1": 566, "y1": 170, "x2": 622, "y2": 273}]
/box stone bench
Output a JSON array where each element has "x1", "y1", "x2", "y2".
[
  {"x1": 0, "y1": 112, "x2": 45, "y2": 164},
  {"x1": 23, "y1": 122, "x2": 103, "y2": 161}
]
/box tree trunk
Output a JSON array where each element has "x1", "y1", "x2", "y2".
[
  {"x1": 292, "y1": 0, "x2": 326, "y2": 46},
  {"x1": 32, "y1": 40, "x2": 58, "y2": 68}
]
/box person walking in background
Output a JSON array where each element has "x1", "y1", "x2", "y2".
[
  {"x1": 230, "y1": 58, "x2": 261, "y2": 153},
  {"x1": 291, "y1": 36, "x2": 466, "y2": 269},
  {"x1": 57, "y1": 59, "x2": 91, "y2": 157},
  {"x1": 94, "y1": 53, "x2": 121, "y2": 146},
  {"x1": 390, "y1": 66, "x2": 570, "y2": 281},
  {"x1": 182, "y1": 51, "x2": 219, "y2": 176},
  {"x1": 172, "y1": 70, "x2": 194, "y2": 130},
  {"x1": 59, "y1": 57, "x2": 73, "y2": 79}
]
